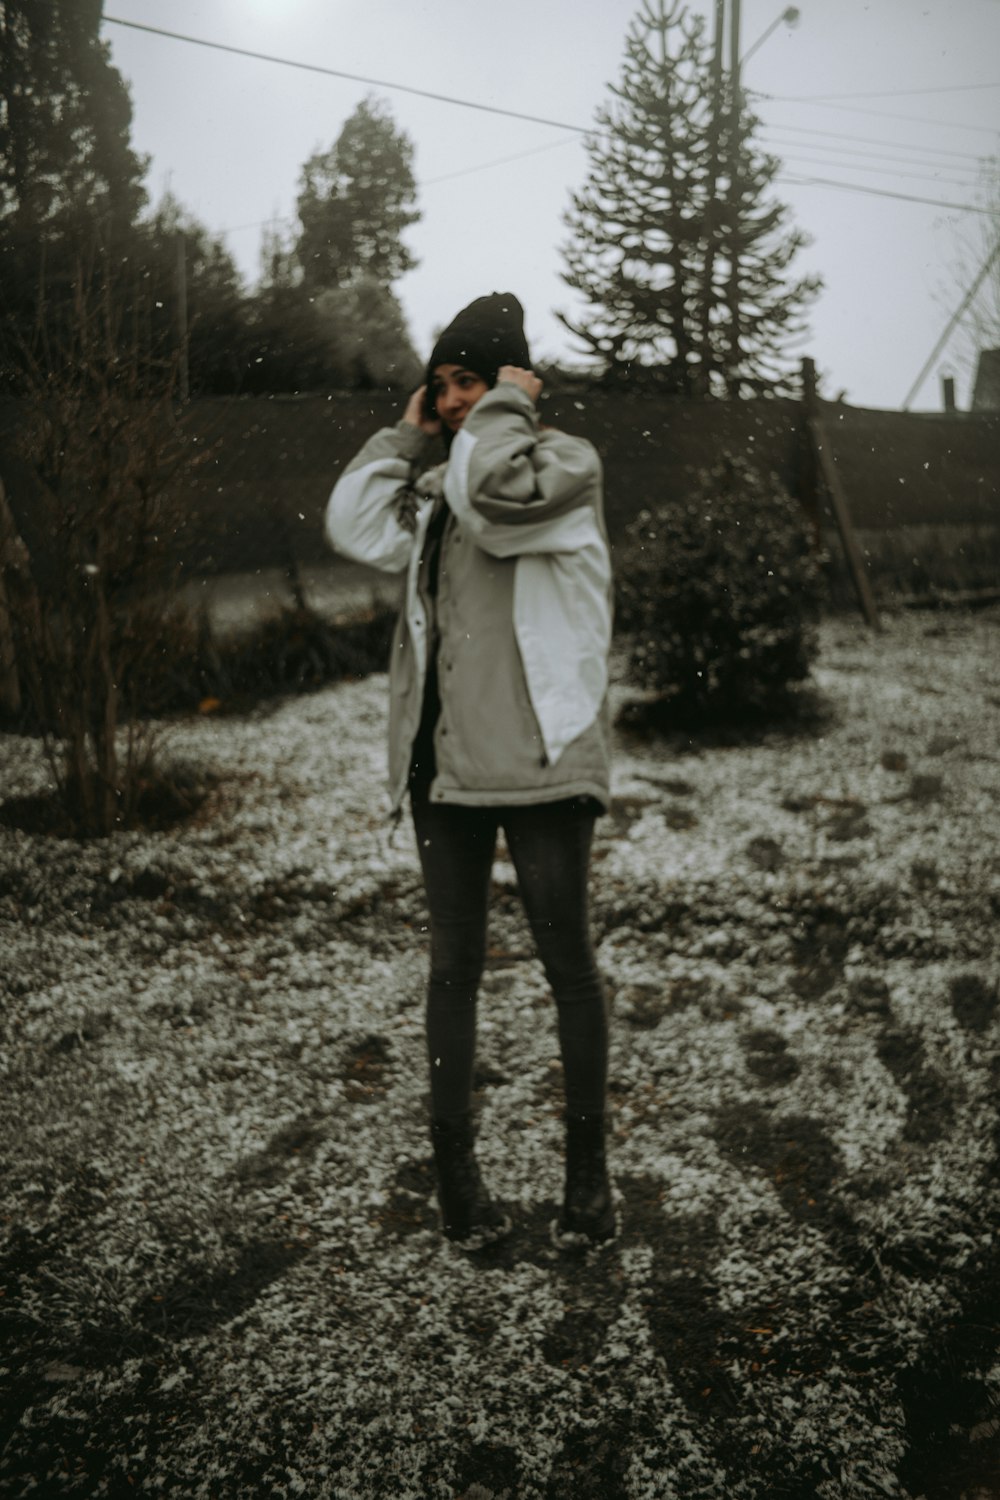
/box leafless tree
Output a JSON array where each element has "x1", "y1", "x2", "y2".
[
  {"x1": 1, "y1": 264, "x2": 208, "y2": 834},
  {"x1": 938, "y1": 156, "x2": 1000, "y2": 395}
]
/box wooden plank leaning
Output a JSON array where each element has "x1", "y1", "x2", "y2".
[
  {"x1": 0, "y1": 477, "x2": 27, "y2": 715},
  {"x1": 800, "y1": 358, "x2": 881, "y2": 631}
]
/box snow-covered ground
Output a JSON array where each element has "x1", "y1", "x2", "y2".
[{"x1": 2, "y1": 609, "x2": 999, "y2": 1498}]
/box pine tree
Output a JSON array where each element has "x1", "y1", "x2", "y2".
[
  {"x1": 0, "y1": 0, "x2": 149, "y2": 360},
  {"x1": 559, "y1": 0, "x2": 819, "y2": 396},
  {"x1": 560, "y1": 0, "x2": 713, "y2": 394},
  {"x1": 136, "y1": 193, "x2": 252, "y2": 395},
  {"x1": 295, "y1": 96, "x2": 419, "y2": 295}
]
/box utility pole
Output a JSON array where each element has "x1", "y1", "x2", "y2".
[
  {"x1": 697, "y1": 0, "x2": 726, "y2": 396},
  {"x1": 726, "y1": 0, "x2": 743, "y2": 396},
  {"x1": 175, "y1": 229, "x2": 189, "y2": 403}
]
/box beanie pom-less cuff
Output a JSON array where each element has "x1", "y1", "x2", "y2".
[{"x1": 426, "y1": 292, "x2": 530, "y2": 394}]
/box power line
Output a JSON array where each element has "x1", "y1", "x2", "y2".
[
  {"x1": 102, "y1": 15, "x2": 590, "y2": 135},
  {"x1": 772, "y1": 151, "x2": 982, "y2": 191},
  {"x1": 422, "y1": 135, "x2": 582, "y2": 186},
  {"x1": 779, "y1": 172, "x2": 993, "y2": 215},
  {"x1": 103, "y1": 14, "x2": 1000, "y2": 170},
  {"x1": 217, "y1": 165, "x2": 992, "y2": 256},
  {"x1": 752, "y1": 92, "x2": 1000, "y2": 136},
  {"x1": 215, "y1": 137, "x2": 581, "y2": 241},
  {"x1": 760, "y1": 134, "x2": 985, "y2": 185},
  {"x1": 761, "y1": 81, "x2": 1000, "y2": 102},
  {"x1": 102, "y1": 13, "x2": 995, "y2": 230},
  {"x1": 756, "y1": 119, "x2": 988, "y2": 165}
]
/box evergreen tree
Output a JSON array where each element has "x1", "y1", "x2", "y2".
[
  {"x1": 0, "y1": 0, "x2": 148, "y2": 360},
  {"x1": 560, "y1": 0, "x2": 714, "y2": 394},
  {"x1": 314, "y1": 277, "x2": 421, "y2": 389},
  {"x1": 241, "y1": 101, "x2": 422, "y2": 393},
  {"x1": 559, "y1": 0, "x2": 819, "y2": 396},
  {"x1": 243, "y1": 215, "x2": 335, "y2": 392},
  {"x1": 136, "y1": 193, "x2": 252, "y2": 394},
  {"x1": 295, "y1": 96, "x2": 419, "y2": 295}
]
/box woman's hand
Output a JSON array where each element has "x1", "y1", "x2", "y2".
[
  {"x1": 402, "y1": 385, "x2": 442, "y2": 436},
  {"x1": 497, "y1": 366, "x2": 543, "y2": 403}
]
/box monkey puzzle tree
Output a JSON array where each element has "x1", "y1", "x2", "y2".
[{"x1": 560, "y1": 0, "x2": 819, "y2": 396}]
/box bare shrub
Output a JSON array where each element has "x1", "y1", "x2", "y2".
[{"x1": 0, "y1": 267, "x2": 209, "y2": 835}]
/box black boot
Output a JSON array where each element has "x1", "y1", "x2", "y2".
[
  {"x1": 552, "y1": 1112, "x2": 617, "y2": 1250},
  {"x1": 430, "y1": 1115, "x2": 511, "y2": 1249}
]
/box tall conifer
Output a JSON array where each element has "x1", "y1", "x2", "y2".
[
  {"x1": 560, "y1": 0, "x2": 819, "y2": 396},
  {"x1": 0, "y1": 0, "x2": 148, "y2": 350}
]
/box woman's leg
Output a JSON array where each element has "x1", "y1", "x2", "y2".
[
  {"x1": 409, "y1": 786, "x2": 498, "y2": 1122},
  {"x1": 410, "y1": 786, "x2": 511, "y2": 1245},
  {"x1": 503, "y1": 799, "x2": 614, "y2": 1246},
  {"x1": 502, "y1": 799, "x2": 608, "y2": 1116}
]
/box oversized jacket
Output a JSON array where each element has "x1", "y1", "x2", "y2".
[{"x1": 324, "y1": 381, "x2": 613, "y2": 814}]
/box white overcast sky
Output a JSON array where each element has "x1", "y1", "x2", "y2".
[{"x1": 100, "y1": 0, "x2": 1000, "y2": 410}]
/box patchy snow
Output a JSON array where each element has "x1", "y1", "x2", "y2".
[{"x1": 1, "y1": 609, "x2": 999, "y2": 1498}]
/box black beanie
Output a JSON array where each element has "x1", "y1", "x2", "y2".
[{"x1": 426, "y1": 292, "x2": 531, "y2": 390}]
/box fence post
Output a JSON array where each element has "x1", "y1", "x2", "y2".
[
  {"x1": 0, "y1": 477, "x2": 24, "y2": 715},
  {"x1": 801, "y1": 358, "x2": 881, "y2": 631}
]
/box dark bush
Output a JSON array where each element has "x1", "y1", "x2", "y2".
[
  {"x1": 616, "y1": 455, "x2": 823, "y2": 721},
  {"x1": 1, "y1": 601, "x2": 398, "y2": 733},
  {"x1": 206, "y1": 603, "x2": 396, "y2": 707},
  {"x1": 140, "y1": 601, "x2": 397, "y2": 717}
]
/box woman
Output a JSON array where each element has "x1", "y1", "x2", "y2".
[{"x1": 325, "y1": 293, "x2": 614, "y2": 1250}]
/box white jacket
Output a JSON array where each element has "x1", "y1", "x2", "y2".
[{"x1": 324, "y1": 382, "x2": 613, "y2": 812}]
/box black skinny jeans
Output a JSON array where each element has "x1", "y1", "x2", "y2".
[{"x1": 410, "y1": 781, "x2": 609, "y2": 1124}]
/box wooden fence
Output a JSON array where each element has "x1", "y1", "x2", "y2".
[{"x1": 2, "y1": 387, "x2": 998, "y2": 609}]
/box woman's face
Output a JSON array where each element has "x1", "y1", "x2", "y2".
[{"x1": 431, "y1": 364, "x2": 489, "y2": 433}]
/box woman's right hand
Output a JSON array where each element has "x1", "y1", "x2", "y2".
[{"x1": 403, "y1": 385, "x2": 442, "y2": 437}]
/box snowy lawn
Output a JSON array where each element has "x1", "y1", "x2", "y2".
[{"x1": 1, "y1": 609, "x2": 999, "y2": 1499}]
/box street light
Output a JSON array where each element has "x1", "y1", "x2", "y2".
[
  {"x1": 719, "y1": 1, "x2": 801, "y2": 395},
  {"x1": 741, "y1": 5, "x2": 800, "y2": 66}
]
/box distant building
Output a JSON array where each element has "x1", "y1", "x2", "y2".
[{"x1": 971, "y1": 347, "x2": 1000, "y2": 411}]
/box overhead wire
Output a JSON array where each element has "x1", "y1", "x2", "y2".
[
  {"x1": 753, "y1": 120, "x2": 988, "y2": 165},
  {"x1": 758, "y1": 137, "x2": 986, "y2": 188},
  {"x1": 100, "y1": 12, "x2": 997, "y2": 224},
  {"x1": 756, "y1": 81, "x2": 1000, "y2": 102},
  {"x1": 750, "y1": 91, "x2": 1000, "y2": 136},
  {"x1": 103, "y1": 16, "x2": 1000, "y2": 146},
  {"x1": 777, "y1": 173, "x2": 993, "y2": 216},
  {"x1": 101, "y1": 15, "x2": 591, "y2": 135},
  {"x1": 99, "y1": 4, "x2": 999, "y2": 402},
  {"x1": 217, "y1": 135, "x2": 582, "y2": 242},
  {"x1": 772, "y1": 157, "x2": 983, "y2": 191}
]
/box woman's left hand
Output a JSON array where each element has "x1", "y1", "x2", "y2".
[{"x1": 497, "y1": 366, "x2": 543, "y2": 404}]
